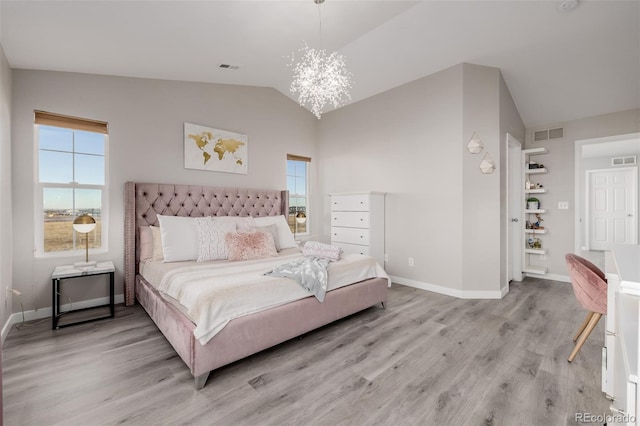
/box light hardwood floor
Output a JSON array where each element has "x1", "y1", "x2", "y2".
[{"x1": 3, "y1": 278, "x2": 610, "y2": 425}]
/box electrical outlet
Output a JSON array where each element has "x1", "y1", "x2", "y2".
[
  {"x1": 408, "y1": 257, "x2": 414, "y2": 267},
  {"x1": 384, "y1": 254, "x2": 389, "y2": 262},
  {"x1": 558, "y1": 201, "x2": 569, "y2": 210}
]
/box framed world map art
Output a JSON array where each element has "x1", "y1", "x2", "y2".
[{"x1": 184, "y1": 122, "x2": 248, "y2": 174}]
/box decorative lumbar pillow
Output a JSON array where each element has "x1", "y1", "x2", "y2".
[
  {"x1": 225, "y1": 230, "x2": 278, "y2": 261},
  {"x1": 302, "y1": 241, "x2": 342, "y2": 261},
  {"x1": 139, "y1": 226, "x2": 154, "y2": 261},
  {"x1": 139, "y1": 226, "x2": 164, "y2": 261},
  {"x1": 256, "y1": 224, "x2": 281, "y2": 251},
  {"x1": 254, "y1": 215, "x2": 297, "y2": 249},
  {"x1": 150, "y1": 225, "x2": 163, "y2": 261},
  {"x1": 196, "y1": 217, "x2": 236, "y2": 262},
  {"x1": 157, "y1": 215, "x2": 199, "y2": 262}
]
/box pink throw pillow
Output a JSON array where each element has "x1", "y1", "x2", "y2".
[{"x1": 225, "y1": 231, "x2": 278, "y2": 261}]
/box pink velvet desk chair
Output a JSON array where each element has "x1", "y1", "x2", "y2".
[{"x1": 565, "y1": 253, "x2": 608, "y2": 363}]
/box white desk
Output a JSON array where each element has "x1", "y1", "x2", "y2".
[{"x1": 607, "y1": 244, "x2": 640, "y2": 424}]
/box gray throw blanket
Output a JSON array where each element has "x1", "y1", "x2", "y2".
[{"x1": 264, "y1": 257, "x2": 332, "y2": 302}]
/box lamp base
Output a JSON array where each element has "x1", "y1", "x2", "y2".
[{"x1": 74, "y1": 260, "x2": 97, "y2": 269}]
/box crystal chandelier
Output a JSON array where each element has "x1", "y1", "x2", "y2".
[{"x1": 289, "y1": 0, "x2": 352, "y2": 119}]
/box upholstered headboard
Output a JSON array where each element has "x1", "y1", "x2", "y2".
[{"x1": 124, "y1": 182, "x2": 289, "y2": 306}]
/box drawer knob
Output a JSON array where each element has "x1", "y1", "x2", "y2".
[{"x1": 360, "y1": 218, "x2": 363, "y2": 221}]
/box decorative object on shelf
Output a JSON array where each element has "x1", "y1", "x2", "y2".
[
  {"x1": 466, "y1": 132, "x2": 484, "y2": 154},
  {"x1": 527, "y1": 197, "x2": 540, "y2": 210},
  {"x1": 289, "y1": 0, "x2": 352, "y2": 119},
  {"x1": 73, "y1": 214, "x2": 97, "y2": 267},
  {"x1": 295, "y1": 211, "x2": 307, "y2": 238},
  {"x1": 479, "y1": 152, "x2": 496, "y2": 174},
  {"x1": 533, "y1": 213, "x2": 544, "y2": 229},
  {"x1": 528, "y1": 161, "x2": 545, "y2": 169},
  {"x1": 184, "y1": 122, "x2": 248, "y2": 175},
  {"x1": 527, "y1": 237, "x2": 542, "y2": 249}
]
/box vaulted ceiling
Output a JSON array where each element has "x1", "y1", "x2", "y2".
[{"x1": 2, "y1": 0, "x2": 638, "y2": 127}]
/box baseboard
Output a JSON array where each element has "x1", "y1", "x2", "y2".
[
  {"x1": 390, "y1": 275, "x2": 505, "y2": 299},
  {"x1": 524, "y1": 272, "x2": 571, "y2": 283},
  {"x1": 1, "y1": 294, "x2": 124, "y2": 344}
]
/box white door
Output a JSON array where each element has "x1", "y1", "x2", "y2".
[
  {"x1": 588, "y1": 168, "x2": 637, "y2": 250},
  {"x1": 507, "y1": 134, "x2": 523, "y2": 282}
]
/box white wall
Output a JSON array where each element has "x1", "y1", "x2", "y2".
[
  {"x1": 0, "y1": 43, "x2": 13, "y2": 339},
  {"x1": 11, "y1": 70, "x2": 317, "y2": 312},
  {"x1": 461, "y1": 64, "x2": 502, "y2": 294},
  {"x1": 318, "y1": 64, "x2": 465, "y2": 292},
  {"x1": 317, "y1": 63, "x2": 524, "y2": 297},
  {"x1": 525, "y1": 109, "x2": 640, "y2": 277}
]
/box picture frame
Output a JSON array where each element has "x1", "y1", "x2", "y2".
[{"x1": 184, "y1": 122, "x2": 248, "y2": 174}]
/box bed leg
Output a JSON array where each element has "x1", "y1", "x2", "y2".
[
  {"x1": 194, "y1": 372, "x2": 210, "y2": 390},
  {"x1": 381, "y1": 301, "x2": 386, "y2": 309}
]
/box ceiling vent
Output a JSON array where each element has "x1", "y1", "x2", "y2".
[
  {"x1": 612, "y1": 156, "x2": 637, "y2": 166},
  {"x1": 219, "y1": 64, "x2": 239, "y2": 70},
  {"x1": 533, "y1": 127, "x2": 564, "y2": 142}
]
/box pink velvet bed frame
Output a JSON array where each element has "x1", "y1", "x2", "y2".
[{"x1": 124, "y1": 182, "x2": 388, "y2": 389}]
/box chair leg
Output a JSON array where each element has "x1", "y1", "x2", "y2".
[
  {"x1": 573, "y1": 311, "x2": 595, "y2": 342},
  {"x1": 568, "y1": 312, "x2": 602, "y2": 363}
]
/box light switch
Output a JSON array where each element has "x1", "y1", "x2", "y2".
[{"x1": 558, "y1": 201, "x2": 569, "y2": 210}]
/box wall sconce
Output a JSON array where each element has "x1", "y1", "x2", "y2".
[
  {"x1": 73, "y1": 214, "x2": 97, "y2": 267},
  {"x1": 467, "y1": 132, "x2": 484, "y2": 154},
  {"x1": 480, "y1": 152, "x2": 496, "y2": 174}
]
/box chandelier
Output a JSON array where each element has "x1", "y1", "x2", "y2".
[{"x1": 289, "y1": 0, "x2": 352, "y2": 119}]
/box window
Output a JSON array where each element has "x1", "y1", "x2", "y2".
[
  {"x1": 34, "y1": 111, "x2": 109, "y2": 257},
  {"x1": 286, "y1": 154, "x2": 310, "y2": 235}
]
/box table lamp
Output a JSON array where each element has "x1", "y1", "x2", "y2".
[
  {"x1": 73, "y1": 214, "x2": 97, "y2": 267},
  {"x1": 295, "y1": 211, "x2": 307, "y2": 238}
]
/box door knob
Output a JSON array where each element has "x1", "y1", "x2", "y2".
[{"x1": 511, "y1": 218, "x2": 519, "y2": 222}]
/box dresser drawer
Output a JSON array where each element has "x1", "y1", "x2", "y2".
[
  {"x1": 333, "y1": 242, "x2": 370, "y2": 256},
  {"x1": 331, "y1": 211, "x2": 369, "y2": 228},
  {"x1": 331, "y1": 194, "x2": 370, "y2": 211},
  {"x1": 331, "y1": 227, "x2": 370, "y2": 245}
]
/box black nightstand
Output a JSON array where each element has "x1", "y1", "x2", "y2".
[{"x1": 51, "y1": 261, "x2": 115, "y2": 330}]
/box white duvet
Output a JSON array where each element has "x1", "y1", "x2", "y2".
[{"x1": 141, "y1": 252, "x2": 389, "y2": 345}]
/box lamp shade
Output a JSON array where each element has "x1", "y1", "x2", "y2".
[
  {"x1": 295, "y1": 211, "x2": 307, "y2": 224},
  {"x1": 73, "y1": 214, "x2": 96, "y2": 233}
]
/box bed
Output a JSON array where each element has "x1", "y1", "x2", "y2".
[{"x1": 124, "y1": 182, "x2": 389, "y2": 389}]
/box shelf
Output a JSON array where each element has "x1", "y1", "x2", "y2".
[
  {"x1": 524, "y1": 229, "x2": 547, "y2": 234},
  {"x1": 523, "y1": 147, "x2": 548, "y2": 156},
  {"x1": 525, "y1": 209, "x2": 546, "y2": 214},
  {"x1": 524, "y1": 168, "x2": 547, "y2": 175},
  {"x1": 523, "y1": 266, "x2": 548, "y2": 275},
  {"x1": 525, "y1": 248, "x2": 547, "y2": 255},
  {"x1": 525, "y1": 188, "x2": 547, "y2": 194}
]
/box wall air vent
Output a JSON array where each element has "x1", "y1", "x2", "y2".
[
  {"x1": 534, "y1": 130, "x2": 548, "y2": 142},
  {"x1": 612, "y1": 156, "x2": 637, "y2": 166},
  {"x1": 219, "y1": 64, "x2": 239, "y2": 70},
  {"x1": 533, "y1": 127, "x2": 564, "y2": 142},
  {"x1": 548, "y1": 127, "x2": 564, "y2": 139}
]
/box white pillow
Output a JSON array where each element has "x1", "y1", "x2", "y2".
[
  {"x1": 256, "y1": 223, "x2": 280, "y2": 251},
  {"x1": 157, "y1": 215, "x2": 199, "y2": 262},
  {"x1": 254, "y1": 215, "x2": 297, "y2": 249},
  {"x1": 212, "y1": 216, "x2": 256, "y2": 231},
  {"x1": 196, "y1": 217, "x2": 236, "y2": 262}
]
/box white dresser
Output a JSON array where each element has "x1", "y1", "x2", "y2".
[{"x1": 330, "y1": 192, "x2": 385, "y2": 268}]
